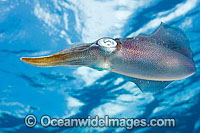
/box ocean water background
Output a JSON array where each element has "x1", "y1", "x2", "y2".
[{"x1": 0, "y1": 0, "x2": 200, "y2": 132}]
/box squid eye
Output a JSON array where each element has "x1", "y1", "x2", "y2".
[
  {"x1": 97, "y1": 38, "x2": 118, "y2": 53},
  {"x1": 97, "y1": 38, "x2": 117, "y2": 48}
]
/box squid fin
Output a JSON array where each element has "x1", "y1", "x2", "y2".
[
  {"x1": 137, "y1": 22, "x2": 193, "y2": 60},
  {"x1": 130, "y1": 78, "x2": 173, "y2": 93}
]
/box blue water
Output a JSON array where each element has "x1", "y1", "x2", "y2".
[{"x1": 0, "y1": 0, "x2": 200, "y2": 132}]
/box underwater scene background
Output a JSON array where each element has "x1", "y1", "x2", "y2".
[{"x1": 0, "y1": 0, "x2": 200, "y2": 132}]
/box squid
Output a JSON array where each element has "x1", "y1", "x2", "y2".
[{"x1": 21, "y1": 22, "x2": 196, "y2": 92}]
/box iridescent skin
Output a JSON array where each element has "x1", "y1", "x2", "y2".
[
  {"x1": 21, "y1": 23, "x2": 196, "y2": 82},
  {"x1": 108, "y1": 37, "x2": 195, "y2": 81}
]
